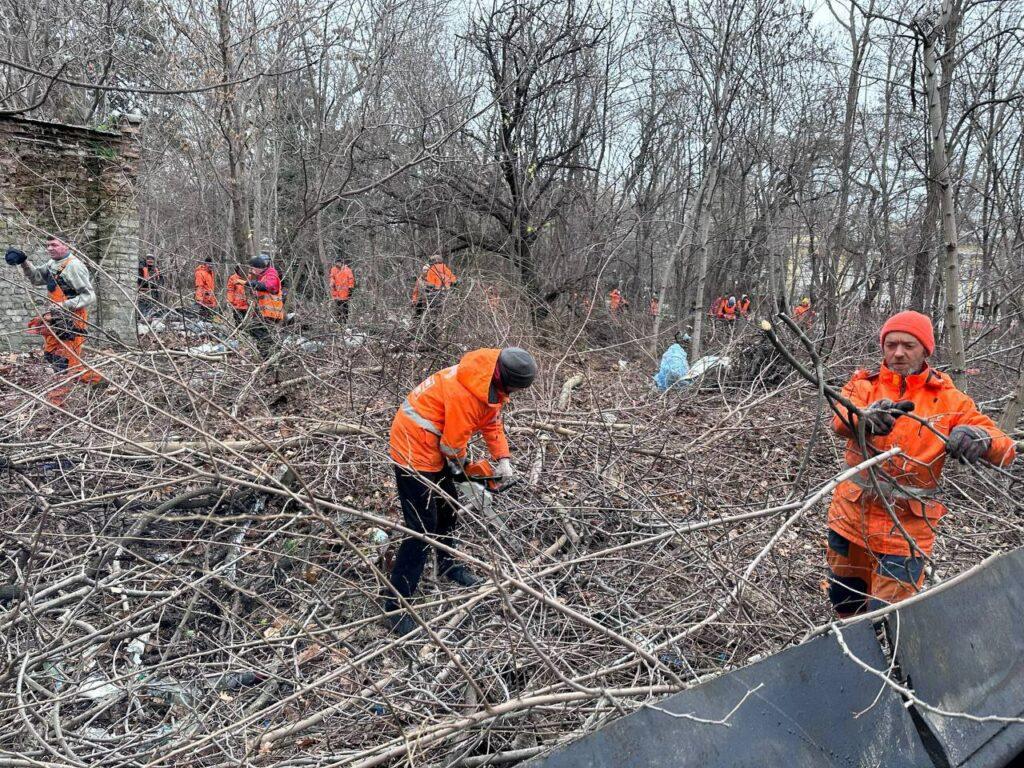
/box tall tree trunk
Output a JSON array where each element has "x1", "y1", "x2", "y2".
[
  {"x1": 922, "y1": 0, "x2": 966, "y2": 385},
  {"x1": 650, "y1": 130, "x2": 720, "y2": 356}
]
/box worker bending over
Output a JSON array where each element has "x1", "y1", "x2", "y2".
[
  {"x1": 384, "y1": 347, "x2": 538, "y2": 635},
  {"x1": 6, "y1": 235, "x2": 103, "y2": 405},
  {"x1": 826, "y1": 311, "x2": 1015, "y2": 615}
]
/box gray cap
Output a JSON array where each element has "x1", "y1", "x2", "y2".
[{"x1": 498, "y1": 347, "x2": 537, "y2": 389}]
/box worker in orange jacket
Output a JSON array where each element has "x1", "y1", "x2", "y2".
[
  {"x1": 608, "y1": 288, "x2": 627, "y2": 314},
  {"x1": 710, "y1": 296, "x2": 726, "y2": 318},
  {"x1": 720, "y1": 295, "x2": 738, "y2": 321},
  {"x1": 329, "y1": 259, "x2": 355, "y2": 325},
  {"x1": 793, "y1": 297, "x2": 815, "y2": 325},
  {"x1": 194, "y1": 257, "x2": 218, "y2": 317},
  {"x1": 826, "y1": 311, "x2": 1015, "y2": 615},
  {"x1": 738, "y1": 294, "x2": 751, "y2": 317},
  {"x1": 384, "y1": 347, "x2": 538, "y2": 635},
  {"x1": 226, "y1": 265, "x2": 249, "y2": 324},
  {"x1": 6, "y1": 235, "x2": 104, "y2": 406},
  {"x1": 247, "y1": 253, "x2": 284, "y2": 358}
]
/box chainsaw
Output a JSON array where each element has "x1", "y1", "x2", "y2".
[{"x1": 462, "y1": 459, "x2": 518, "y2": 493}]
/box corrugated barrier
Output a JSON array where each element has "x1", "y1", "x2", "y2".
[{"x1": 526, "y1": 548, "x2": 1024, "y2": 768}]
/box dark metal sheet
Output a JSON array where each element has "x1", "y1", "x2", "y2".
[
  {"x1": 892, "y1": 549, "x2": 1024, "y2": 768},
  {"x1": 528, "y1": 621, "x2": 930, "y2": 768}
]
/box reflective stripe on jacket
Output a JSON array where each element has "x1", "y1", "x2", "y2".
[
  {"x1": 827, "y1": 364, "x2": 1016, "y2": 556},
  {"x1": 251, "y1": 266, "x2": 284, "y2": 320},
  {"x1": 389, "y1": 348, "x2": 511, "y2": 471}
]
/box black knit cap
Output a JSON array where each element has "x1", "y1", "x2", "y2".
[{"x1": 497, "y1": 347, "x2": 537, "y2": 389}]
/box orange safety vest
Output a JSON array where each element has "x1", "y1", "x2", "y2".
[
  {"x1": 829, "y1": 365, "x2": 1015, "y2": 557},
  {"x1": 389, "y1": 348, "x2": 511, "y2": 472},
  {"x1": 255, "y1": 286, "x2": 284, "y2": 321},
  {"x1": 738, "y1": 298, "x2": 751, "y2": 315},
  {"x1": 721, "y1": 302, "x2": 737, "y2": 320},
  {"x1": 609, "y1": 289, "x2": 626, "y2": 311},
  {"x1": 46, "y1": 257, "x2": 88, "y2": 336},
  {"x1": 227, "y1": 273, "x2": 249, "y2": 311},
  {"x1": 424, "y1": 262, "x2": 457, "y2": 290},
  {"x1": 195, "y1": 265, "x2": 217, "y2": 307},
  {"x1": 329, "y1": 265, "x2": 355, "y2": 300}
]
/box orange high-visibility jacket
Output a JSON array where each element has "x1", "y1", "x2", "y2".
[
  {"x1": 721, "y1": 302, "x2": 737, "y2": 320},
  {"x1": 738, "y1": 298, "x2": 751, "y2": 315},
  {"x1": 195, "y1": 265, "x2": 217, "y2": 307},
  {"x1": 609, "y1": 289, "x2": 626, "y2": 311},
  {"x1": 330, "y1": 265, "x2": 355, "y2": 300},
  {"x1": 423, "y1": 262, "x2": 457, "y2": 290},
  {"x1": 794, "y1": 303, "x2": 813, "y2": 320},
  {"x1": 390, "y1": 348, "x2": 511, "y2": 472},
  {"x1": 828, "y1": 364, "x2": 1015, "y2": 557},
  {"x1": 711, "y1": 297, "x2": 725, "y2": 318},
  {"x1": 227, "y1": 273, "x2": 249, "y2": 311}
]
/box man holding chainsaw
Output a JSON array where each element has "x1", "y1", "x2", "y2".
[
  {"x1": 384, "y1": 346, "x2": 538, "y2": 635},
  {"x1": 826, "y1": 311, "x2": 1015, "y2": 616}
]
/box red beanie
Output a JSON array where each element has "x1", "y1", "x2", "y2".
[{"x1": 880, "y1": 311, "x2": 935, "y2": 355}]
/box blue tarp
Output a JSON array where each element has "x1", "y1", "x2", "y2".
[{"x1": 653, "y1": 344, "x2": 689, "y2": 391}]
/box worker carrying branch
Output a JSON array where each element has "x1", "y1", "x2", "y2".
[
  {"x1": 825, "y1": 311, "x2": 1015, "y2": 615},
  {"x1": 384, "y1": 347, "x2": 538, "y2": 636},
  {"x1": 6, "y1": 234, "x2": 103, "y2": 406}
]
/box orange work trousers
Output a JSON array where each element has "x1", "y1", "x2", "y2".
[
  {"x1": 825, "y1": 529, "x2": 925, "y2": 616},
  {"x1": 42, "y1": 331, "x2": 103, "y2": 406}
]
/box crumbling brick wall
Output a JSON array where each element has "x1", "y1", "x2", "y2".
[{"x1": 0, "y1": 114, "x2": 140, "y2": 351}]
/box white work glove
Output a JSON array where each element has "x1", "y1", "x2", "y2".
[
  {"x1": 447, "y1": 457, "x2": 467, "y2": 477},
  {"x1": 496, "y1": 458, "x2": 515, "y2": 482}
]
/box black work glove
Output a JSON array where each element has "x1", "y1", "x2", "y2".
[
  {"x1": 859, "y1": 399, "x2": 914, "y2": 436},
  {"x1": 4, "y1": 248, "x2": 27, "y2": 266},
  {"x1": 248, "y1": 281, "x2": 267, "y2": 291},
  {"x1": 946, "y1": 425, "x2": 990, "y2": 464}
]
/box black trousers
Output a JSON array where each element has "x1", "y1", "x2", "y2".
[
  {"x1": 248, "y1": 319, "x2": 278, "y2": 359},
  {"x1": 385, "y1": 466, "x2": 460, "y2": 606},
  {"x1": 334, "y1": 299, "x2": 350, "y2": 324}
]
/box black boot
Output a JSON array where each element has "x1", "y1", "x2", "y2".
[
  {"x1": 440, "y1": 564, "x2": 483, "y2": 588},
  {"x1": 381, "y1": 600, "x2": 417, "y2": 636}
]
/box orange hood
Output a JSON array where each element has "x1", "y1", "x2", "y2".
[{"x1": 456, "y1": 348, "x2": 504, "y2": 405}]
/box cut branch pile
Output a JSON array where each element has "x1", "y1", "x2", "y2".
[{"x1": 0, "y1": 314, "x2": 1021, "y2": 767}]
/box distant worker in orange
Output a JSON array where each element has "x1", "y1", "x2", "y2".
[
  {"x1": 329, "y1": 258, "x2": 356, "y2": 325},
  {"x1": 826, "y1": 311, "x2": 1015, "y2": 616},
  {"x1": 793, "y1": 297, "x2": 815, "y2": 325},
  {"x1": 412, "y1": 253, "x2": 457, "y2": 317},
  {"x1": 6, "y1": 235, "x2": 103, "y2": 406},
  {"x1": 226, "y1": 265, "x2": 249, "y2": 324},
  {"x1": 720, "y1": 295, "x2": 738, "y2": 322},
  {"x1": 711, "y1": 296, "x2": 726, "y2": 318},
  {"x1": 384, "y1": 347, "x2": 538, "y2": 635},
  {"x1": 247, "y1": 253, "x2": 284, "y2": 358},
  {"x1": 194, "y1": 257, "x2": 217, "y2": 318},
  {"x1": 649, "y1": 295, "x2": 660, "y2": 318},
  {"x1": 608, "y1": 287, "x2": 627, "y2": 314},
  {"x1": 738, "y1": 294, "x2": 751, "y2": 317},
  {"x1": 137, "y1": 254, "x2": 162, "y2": 313}
]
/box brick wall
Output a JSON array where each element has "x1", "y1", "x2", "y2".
[{"x1": 0, "y1": 114, "x2": 140, "y2": 351}]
